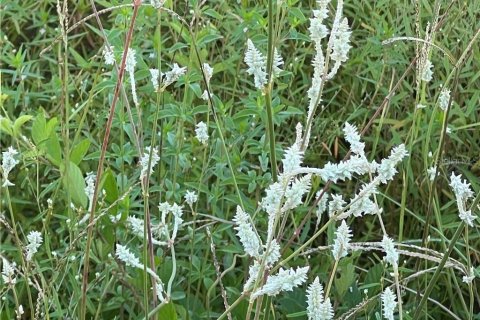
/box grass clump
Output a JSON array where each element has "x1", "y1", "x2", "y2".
[{"x1": 1, "y1": 0, "x2": 479, "y2": 319}]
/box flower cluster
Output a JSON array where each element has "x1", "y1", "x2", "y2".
[
  {"x1": 184, "y1": 190, "x2": 198, "y2": 207},
  {"x1": 315, "y1": 191, "x2": 329, "y2": 225},
  {"x1": 195, "y1": 121, "x2": 209, "y2": 145},
  {"x1": 127, "y1": 216, "x2": 166, "y2": 246},
  {"x1": 158, "y1": 202, "x2": 184, "y2": 243},
  {"x1": 116, "y1": 244, "x2": 167, "y2": 301},
  {"x1": 462, "y1": 267, "x2": 476, "y2": 284},
  {"x1": 381, "y1": 235, "x2": 399, "y2": 267},
  {"x1": 420, "y1": 59, "x2": 434, "y2": 82},
  {"x1": 125, "y1": 48, "x2": 139, "y2": 106},
  {"x1": 332, "y1": 220, "x2": 352, "y2": 260},
  {"x1": 306, "y1": 277, "x2": 334, "y2": 320},
  {"x1": 381, "y1": 287, "x2": 397, "y2": 320},
  {"x1": 438, "y1": 87, "x2": 450, "y2": 111},
  {"x1": 250, "y1": 266, "x2": 309, "y2": 300},
  {"x1": 150, "y1": 0, "x2": 166, "y2": 9},
  {"x1": 2, "y1": 258, "x2": 16, "y2": 285},
  {"x1": 150, "y1": 63, "x2": 187, "y2": 92},
  {"x1": 427, "y1": 166, "x2": 437, "y2": 181},
  {"x1": 273, "y1": 48, "x2": 284, "y2": 76},
  {"x1": 84, "y1": 171, "x2": 96, "y2": 211},
  {"x1": 102, "y1": 45, "x2": 115, "y2": 65},
  {"x1": 282, "y1": 144, "x2": 304, "y2": 174},
  {"x1": 307, "y1": 0, "x2": 331, "y2": 112},
  {"x1": 202, "y1": 63, "x2": 214, "y2": 86},
  {"x1": 233, "y1": 206, "x2": 262, "y2": 259},
  {"x1": 244, "y1": 39, "x2": 284, "y2": 90},
  {"x1": 244, "y1": 39, "x2": 267, "y2": 90},
  {"x1": 449, "y1": 172, "x2": 476, "y2": 227},
  {"x1": 329, "y1": 17, "x2": 352, "y2": 71},
  {"x1": 116, "y1": 244, "x2": 142, "y2": 268},
  {"x1": 2, "y1": 146, "x2": 19, "y2": 187},
  {"x1": 139, "y1": 146, "x2": 160, "y2": 180},
  {"x1": 164, "y1": 63, "x2": 187, "y2": 87},
  {"x1": 149, "y1": 68, "x2": 160, "y2": 91},
  {"x1": 26, "y1": 230, "x2": 43, "y2": 261}
]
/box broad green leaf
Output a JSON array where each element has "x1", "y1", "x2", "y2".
[
  {"x1": 31, "y1": 112, "x2": 48, "y2": 145},
  {"x1": 0, "y1": 117, "x2": 13, "y2": 135},
  {"x1": 335, "y1": 263, "x2": 356, "y2": 297},
  {"x1": 101, "y1": 169, "x2": 119, "y2": 215},
  {"x1": 62, "y1": 162, "x2": 87, "y2": 208},
  {"x1": 13, "y1": 115, "x2": 33, "y2": 137},
  {"x1": 32, "y1": 112, "x2": 62, "y2": 166},
  {"x1": 45, "y1": 129, "x2": 62, "y2": 167},
  {"x1": 158, "y1": 302, "x2": 177, "y2": 320},
  {"x1": 70, "y1": 139, "x2": 90, "y2": 165},
  {"x1": 362, "y1": 263, "x2": 384, "y2": 296}
]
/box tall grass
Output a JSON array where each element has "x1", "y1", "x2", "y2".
[{"x1": 1, "y1": 0, "x2": 479, "y2": 319}]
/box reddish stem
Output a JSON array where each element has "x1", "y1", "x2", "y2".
[{"x1": 79, "y1": 2, "x2": 141, "y2": 319}]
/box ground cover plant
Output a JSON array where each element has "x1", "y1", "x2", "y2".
[{"x1": 1, "y1": 0, "x2": 480, "y2": 319}]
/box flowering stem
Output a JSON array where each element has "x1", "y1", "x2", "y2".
[
  {"x1": 141, "y1": 71, "x2": 168, "y2": 315},
  {"x1": 325, "y1": 258, "x2": 339, "y2": 298},
  {"x1": 413, "y1": 222, "x2": 465, "y2": 319},
  {"x1": 248, "y1": 180, "x2": 290, "y2": 319},
  {"x1": 192, "y1": 40, "x2": 244, "y2": 211},
  {"x1": 284, "y1": 57, "x2": 419, "y2": 252},
  {"x1": 253, "y1": 294, "x2": 264, "y2": 320},
  {"x1": 166, "y1": 245, "x2": 177, "y2": 300},
  {"x1": 79, "y1": 1, "x2": 141, "y2": 319}
]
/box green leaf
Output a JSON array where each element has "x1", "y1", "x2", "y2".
[
  {"x1": 158, "y1": 302, "x2": 177, "y2": 320},
  {"x1": 335, "y1": 263, "x2": 356, "y2": 297},
  {"x1": 203, "y1": 8, "x2": 223, "y2": 20},
  {"x1": 288, "y1": 7, "x2": 307, "y2": 23},
  {"x1": 45, "y1": 129, "x2": 62, "y2": 166},
  {"x1": 13, "y1": 115, "x2": 33, "y2": 137},
  {"x1": 62, "y1": 162, "x2": 87, "y2": 208},
  {"x1": 101, "y1": 169, "x2": 119, "y2": 215},
  {"x1": 69, "y1": 47, "x2": 90, "y2": 69},
  {"x1": 70, "y1": 139, "x2": 90, "y2": 165},
  {"x1": 32, "y1": 112, "x2": 62, "y2": 166},
  {"x1": 0, "y1": 117, "x2": 13, "y2": 135},
  {"x1": 31, "y1": 112, "x2": 48, "y2": 145},
  {"x1": 197, "y1": 33, "x2": 223, "y2": 47},
  {"x1": 362, "y1": 263, "x2": 384, "y2": 296}
]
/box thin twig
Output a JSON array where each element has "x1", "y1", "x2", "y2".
[{"x1": 79, "y1": 1, "x2": 142, "y2": 319}]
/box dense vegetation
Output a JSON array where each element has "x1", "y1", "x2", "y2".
[{"x1": 1, "y1": 0, "x2": 479, "y2": 319}]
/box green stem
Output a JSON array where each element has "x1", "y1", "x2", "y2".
[
  {"x1": 272, "y1": 216, "x2": 334, "y2": 274},
  {"x1": 265, "y1": 0, "x2": 277, "y2": 182},
  {"x1": 217, "y1": 294, "x2": 247, "y2": 320},
  {"x1": 5, "y1": 188, "x2": 35, "y2": 318},
  {"x1": 413, "y1": 222, "x2": 465, "y2": 319},
  {"x1": 393, "y1": 264, "x2": 403, "y2": 320},
  {"x1": 143, "y1": 301, "x2": 167, "y2": 320},
  {"x1": 264, "y1": 90, "x2": 277, "y2": 182},
  {"x1": 325, "y1": 259, "x2": 339, "y2": 298}
]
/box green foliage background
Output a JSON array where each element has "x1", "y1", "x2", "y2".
[{"x1": 1, "y1": 0, "x2": 479, "y2": 319}]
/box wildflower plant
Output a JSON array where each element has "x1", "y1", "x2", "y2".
[{"x1": 1, "y1": 0, "x2": 479, "y2": 319}]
